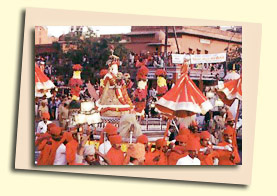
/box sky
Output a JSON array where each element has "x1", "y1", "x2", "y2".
[{"x1": 46, "y1": 26, "x2": 131, "y2": 37}]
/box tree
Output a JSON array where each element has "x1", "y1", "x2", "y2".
[
  {"x1": 56, "y1": 26, "x2": 130, "y2": 83},
  {"x1": 225, "y1": 44, "x2": 242, "y2": 71}
]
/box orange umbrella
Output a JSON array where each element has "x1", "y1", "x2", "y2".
[
  {"x1": 217, "y1": 77, "x2": 242, "y2": 106},
  {"x1": 35, "y1": 64, "x2": 55, "y2": 97},
  {"x1": 155, "y1": 73, "x2": 213, "y2": 118}
]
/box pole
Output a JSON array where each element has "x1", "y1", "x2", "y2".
[
  {"x1": 172, "y1": 119, "x2": 179, "y2": 132},
  {"x1": 129, "y1": 131, "x2": 133, "y2": 144},
  {"x1": 163, "y1": 118, "x2": 172, "y2": 140},
  {"x1": 225, "y1": 32, "x2": 236, "y2": 77},
  {"x1": 165, "y1": 26, "x2": 168, "y2": 66},
  {"x1": 234, "y1": 99, "x2": 241, "y2": 130},
  {"x1": 173, "y1": 26, "x2": 180, "y2": 54}
]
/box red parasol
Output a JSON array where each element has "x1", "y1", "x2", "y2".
[
  {"x1": 155, "y1": 73, "x2": 213, "y2": 118},
  {"x1": 35, "y1": 64, "x2": 55, "y2": 97},
  {"x1": 217, "y1": 77, "x2": 242, "y2": 106}
]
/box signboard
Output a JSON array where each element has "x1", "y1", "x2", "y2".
[
  {"x1": 171, "y1": 53, "x2": 226, "y2": 64},
  {"x1": 172, "y1": 54, "x2": 185, "y2": 64},
  {"x1": 172, "y1": 54, "x2": 191, "y2": 64},
  {"x1": 200, "y1": 39, "x2": 211, "y2": 44},
  {"x1": 190, "y1": 53, "x2": 226, "y2": 64}
]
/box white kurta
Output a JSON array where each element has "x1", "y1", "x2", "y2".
[
  {"x1": 36, "y1": 120, "x2": 52, "y2": 134},
  {"x1": 176, "y1": 155, "x2": 201, "y2": 165},
  {"x1": 98, "y1": 141, "x2": 112, "y2": 161},
  {"x1": 54, "y1": 143, "x2": 67, "y2": 165},
  {"x1": 98, "y1": 141, "x2": 112, "y2": 155}
]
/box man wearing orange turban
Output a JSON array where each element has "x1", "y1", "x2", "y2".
[
  {"x1": 188, "y1": 121, "x2": 200, "y2": 142},
  {"x1": 176, "y1": 139, "x2": 201, "y2": 165},
  {"x1": 217, "y1": 127, "x2": 240, "y2": 165},
  {"x1": 63, "y1": 131, "x2": 78, "y2": 165},
  {"x1": 198, "y1": 131, "x2": 219, "y2": 165},
  {"x1": 98, "y1": 123, "x2": 118, "y2": 161},
  {"x1": 224, "y1": 114, "x2": 238, "y2": 149},
  {"x1": 106, "y1": 135, "x2": 126, "y2": 165},
  {"x1": 136, "y1": 134, "x2": 152, "y2": 165},
  {"x1": 144, "y1": 138, "x2": 168, "y2": 165},
  {"x1": 167, "y1": 135, "x2": 189, "y2": 165},
  {"x1": 37, "y1": 126, "x2": 65, "y2": 165}
]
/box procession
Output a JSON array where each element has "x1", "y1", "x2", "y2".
[{"x1": 35, "y1": 26, "x2": 242, "y2": 166}]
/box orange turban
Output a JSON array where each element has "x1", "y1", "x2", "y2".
[
  {"x1": 200, "y1": 131, "x2": 211, "y2": 139},
  {"x1": 136, "y1": 134, "x2": 148, "y2": 144},
  {"x1": 42, "y1": 112, "x2": 50, "y2": 120},
  {"x1": 127, "y1": 143, "x2": 146, "y2": 162},
  {"x1": 175, "y1": 135, "x2": 189, "y2": 143},
  {"x1": 223, "y1": 126, "x2": 234, "y2": 136},
  {"x1": 103, "y1": 123, "x2": 118, "y2": 135},
  {"x1": 179, "y1": 127, "x2": 190, "y2": 136},
  {"x1": 47, "y1": 123, "x2": 56, "y2": 131},
  {"x1": 50, "y1": 126, "x2": 62, "y2": 136},
  {"x1": 63, "y1": 131, "x2": 74, "y2": 142},
  {"x1": 186, "y1": 139, "x2": 201, "y2": 151},
  {"x1": 109, "y1": 135, "x2": 122, "y2": 145},
  {"x1": 155, "y1": 138, "x2": 167, "y2": 148}
]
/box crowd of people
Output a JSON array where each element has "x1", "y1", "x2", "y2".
[
  {"x1": 127, "y1": 51, "x2": 225, "y2": 73},
  {"x1": 35, "y1": 110, "x2": 240, "y2": 165}
]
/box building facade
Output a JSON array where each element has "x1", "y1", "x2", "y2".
[
  {"x1": 123, "y1": 26, "x2": 241, "y2": 55},
  {"x1": 35, "y1": 26, "x2": 58, "y2": 45}
]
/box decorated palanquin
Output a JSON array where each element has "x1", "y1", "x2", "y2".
[
  {"x1": 134, "y1": 65, "x2": 149, "y2": 116},
  {"x1": 96, "y1": 55, "x2": 133, "y2": 117},
  {"x1": 155, "y1": 69, "x2": 168, "y2": 99},
  {"x1": 68, "y1": 64, "x2": 83, "y2": 100}
]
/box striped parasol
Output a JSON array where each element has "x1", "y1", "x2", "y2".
[
  {"x1": 155, "y1": 73, "x2": 213, "y2": 118},
  {"x1": 217, "y1": 77, "x2": 242, "y2": 105},
  {"x1": 35, "y1": 64, "x2": 55, "y2": 97}
]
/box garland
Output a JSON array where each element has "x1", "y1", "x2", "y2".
[
  {"x1": 100, "y1": 107, "x2": 131, "y2": 114},
  {"x1": 115, "y1": 88, "x2": 127, "y2": 105}
]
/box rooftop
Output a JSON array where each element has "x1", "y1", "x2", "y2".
[{"x1": 126, "y1": 26, "x2": 241, "y2": 43}]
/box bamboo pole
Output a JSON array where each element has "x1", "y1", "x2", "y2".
[
  {"x1": 234, "y1": 99, "x2": 241, "y2": 130},
  {"x1": 173, "y1": 26, "x2": 180, "y2": 54}
]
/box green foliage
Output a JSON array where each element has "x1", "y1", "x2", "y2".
[{"x1": 54, "y1": 26, "x2": 130, "y2": 81}]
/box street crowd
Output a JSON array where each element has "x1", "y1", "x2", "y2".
[{"x1": 35, "y1": 112, "x2": 240, "y2": 165}]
